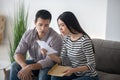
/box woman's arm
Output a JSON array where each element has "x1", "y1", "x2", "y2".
[
  {"x1": 49, "y1": 54, "x2": 61, "y2": 64},
  {"x1": 83, "y1": 39, "x2": 96, "y2": 72}
]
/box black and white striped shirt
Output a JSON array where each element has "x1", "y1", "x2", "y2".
[{"x1": 61, "y1": 35, "x2": 97, "y2": 77}]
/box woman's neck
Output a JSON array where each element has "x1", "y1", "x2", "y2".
[{"x1": 70, "y1": 33, "x2": 83, "y2": 41}]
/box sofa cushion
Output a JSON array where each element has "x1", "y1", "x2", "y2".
[
  {"x1": 97, "y1": 71, "x2": 120, "y2": 80},
  {"x1": 92, "y1": 39, "x2": 120, "y2": 74}
]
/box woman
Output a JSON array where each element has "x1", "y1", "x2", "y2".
[{"x1": 49, "y1": 11, "x2": 99, "y2": 80}]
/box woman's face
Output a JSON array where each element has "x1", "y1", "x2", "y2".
[{"x1": 57, "y1": 19, "x2": 69, "y2": 36}]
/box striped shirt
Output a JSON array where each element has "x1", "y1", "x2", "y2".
[
  {"x1": 15, "y1": 27, "x2": 62, "y2": 68},
  {"x1": 61, "y1": 35, "x2": 97, "y2": 77}
]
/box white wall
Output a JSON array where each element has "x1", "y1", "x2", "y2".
[
  {"x1": 1, "y1": 0, "x2": 107, "y2": 41},
  {"x1": 26, "y1": 0, "x2": 107, "y2": 39},
  {"x1": 106, "y1": 0, "x2": 120, "y2": 41},
  {"x1": 0, "y1": 0, "x2": 108, "y2": 63},
  {"x1": 0, "y1": 0, "x2": 108, "y2": 64},
  {"x1": 0, "y1": 0, "x2": 108, "y2": 66}
]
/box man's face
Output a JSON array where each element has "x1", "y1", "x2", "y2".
[{"x1": 35, "y1": 18, "x2": 50, "y2": 39}]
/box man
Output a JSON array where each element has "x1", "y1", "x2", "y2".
[{"x1": 10, "y1": 9, "x2": 62, "y2": 80}]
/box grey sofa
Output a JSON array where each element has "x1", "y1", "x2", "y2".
[
  {"x1": 92, "y1": 39, "x2": 120, "y2": 80},
  {"x1": 5, "y1": 39, "x2": 120, "y2": 80}
]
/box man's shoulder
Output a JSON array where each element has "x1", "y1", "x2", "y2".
[
  {"x1": 49, "y1": 27, "x2": 60, "y2": 36},
  {"x1": 48, "y1": 27, "x2": 62, "y2": 41},
  {"x1": 23, "y1": 28, "x2": 36, "y2": 40},
  {"x1": 25, "y1": 28, "x2": 36, "y2": 35}
]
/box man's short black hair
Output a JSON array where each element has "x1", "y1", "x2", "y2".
[{"x1": 35, "y1": 9, "x2": 52, "y2": 22}]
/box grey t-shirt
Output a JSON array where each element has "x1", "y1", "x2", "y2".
[{"x1": 15, "y1": 27, "x2": 62, "y2": 68}]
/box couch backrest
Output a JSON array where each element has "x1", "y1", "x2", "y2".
[{"x1": 92, "y1": 39, "x2": 120, "y2": 74}]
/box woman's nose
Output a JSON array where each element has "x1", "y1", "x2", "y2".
[{"x1": 59, "y1": 27, "x2": 62, "y2": 30}]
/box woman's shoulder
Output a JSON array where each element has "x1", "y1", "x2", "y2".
[
  {"x1": 81, "y1": 35, "x2": 92, "y2": 43},
  {"x1": 63, "y1": 35, "x2": 70, "y2": 40}
]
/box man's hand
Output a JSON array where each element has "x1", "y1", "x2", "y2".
[
  {"x1": 17, "y1": 65, "x2": 33, "y2": 80},
  {"x1": 41, "y1": 48, "x2": 47, "y2": 57}
]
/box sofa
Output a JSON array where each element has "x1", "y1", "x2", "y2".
[
  {"x1": 5, "y1": 39, "x2": 120, "y2": 80},
  {"x1": 92, "y1": 39, "x2": 120, "y2": 80}
]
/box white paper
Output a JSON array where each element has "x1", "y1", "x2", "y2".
[{"x1": 36, "y1": 40, "x2": 58, "y2": 54}]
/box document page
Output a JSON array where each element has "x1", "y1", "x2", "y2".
[{"x1": 36, "y1": 40, "x2": 58, "y2": 54}]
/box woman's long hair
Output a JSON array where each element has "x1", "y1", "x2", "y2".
[
  {"x1": 57, "y1": 11, "x2": 86, "y2": 34},
  {"x1": 57, "y1": 11, "x2": 95, "y2": 53}
]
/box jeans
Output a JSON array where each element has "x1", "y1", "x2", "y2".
[
  {"x1": 10, "y1": 60, "x2": 51, "y2": 80},
  {"x1": 51, "y1": 74, "x2": 99, "y2": 80}
]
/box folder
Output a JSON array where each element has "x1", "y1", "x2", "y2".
[{"x1": 48, "y1": 64, "x2": 71, "y2": 77}]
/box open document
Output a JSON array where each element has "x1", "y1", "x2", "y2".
[
  {"x1": 48, "y1": 64, "x2": 71, "y2": 77},
  {"x1": 36, "y1": 40, "x2": 58, "y2": 54}
]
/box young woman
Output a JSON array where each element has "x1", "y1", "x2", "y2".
[{"x1": 49, "y1": 11, "x2": 99, "y2": 80}]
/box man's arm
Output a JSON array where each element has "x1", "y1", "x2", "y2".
[
  {"x1": 38, "y1": 34, "x2": 63, "y2": 68},
  {"x1": 14, "y1": 54, "x2": 27, "y2": 68},
  {"x1": 14, "y1": 54, "x2": 32, "y2": 80},
  {"x1": 26, "y1": 63, "x2": 42, "y2": 70},
  {"x1": 15, "y1": 53, "x2": 42, "y2": 80},
  {"x1": 14, "y1": 30, "x2": 31, "y2": 68}
]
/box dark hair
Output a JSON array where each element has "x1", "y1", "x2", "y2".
[
  {"x1": 57, "y1": 11, "x2": 86, "y2": 34},
  {"x1": 58, "y1": 11, "x2": 95, "y2": 53},
  {"x1": 35, "y1": 9, "x2": 52, "y2": 22}
]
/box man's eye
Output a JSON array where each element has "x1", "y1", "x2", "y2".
[
  {"x1": 38, "y1": 24, "x2": 42, "y2": 26},
  {"x1": 45, "y1": 25, "x2": 49, "y2": 27}
]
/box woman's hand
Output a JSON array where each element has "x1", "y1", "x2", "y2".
[{"x1": 63, "y1": 68, "x2": 74, "y2": 76}]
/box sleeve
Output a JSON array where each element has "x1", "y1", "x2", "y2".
[
  {"x1": 82, "y1": 39, "x2": 96, "y2": 72},
  {"x1": 38, "y1": 34, "x2": 63, "y2": 68},
  {"x1": 60, "y1": 39, "x2": 71, "y2": 66},
  {"x1": 60, "y1": 39, "x2": 67, "y2": 57},
  {"x1": 14, "y1": 30, "x2": 30, "y2": 56}
]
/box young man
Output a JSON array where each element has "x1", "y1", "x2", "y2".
[{"x1": 10, "y1": 9, "x2": 62, "y2": 80}]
